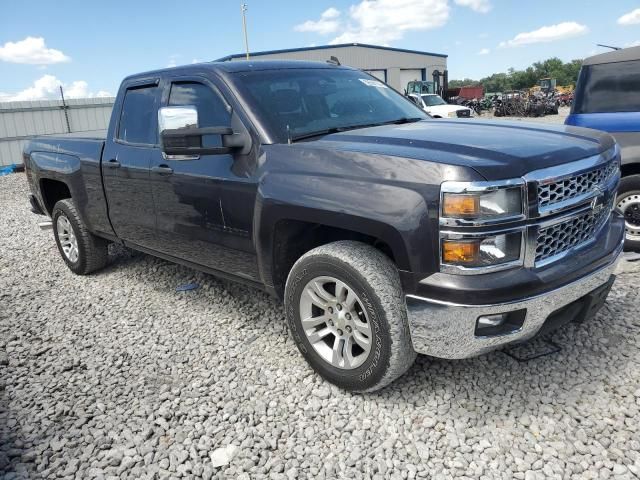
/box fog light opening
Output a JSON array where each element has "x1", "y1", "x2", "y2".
[
  {"x1": 475, "y1": 309, "x2": 527, "y2": 337},
  {"x1": 477, "y1": 314, "x2": 507, "y2": 328}
]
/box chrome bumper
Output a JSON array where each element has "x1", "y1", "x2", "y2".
[{"x1": 405, "y1": 243, "x2": 623, "y2": 359}]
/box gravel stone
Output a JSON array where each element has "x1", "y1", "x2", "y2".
[{"x1": 1, "y1": 172, "x2": 640, "y2": 479}]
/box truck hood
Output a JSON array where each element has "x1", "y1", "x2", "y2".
[{"x1": 311, "y1": 119, "x2": 615, "y2": 180}]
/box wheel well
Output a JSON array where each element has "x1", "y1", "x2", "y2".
[
  {"x1": 621, "y1": 162, "x2": 640, "y2": 178},
  {"x1": 271, "y1": 220, "x2": 396, "y2": 298},
  {"x1": 40, "y1": 179, "x2": 71, "y2": 214}
]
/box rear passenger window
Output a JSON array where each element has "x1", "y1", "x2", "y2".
[
  {"x1": 169, "y1": 82, "x2": 231, "y2": 127},
  {"x1": 575, "y1": 60, "x2": 640, "y2": 114},
  {"x1": 118, "y1": 85, "x2": 159, "y2": 144}
]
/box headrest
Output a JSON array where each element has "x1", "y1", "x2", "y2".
[{"x1": 272, "y1": 89, "x2": 302, "y2": 114}]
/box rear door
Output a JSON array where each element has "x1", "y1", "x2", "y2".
[
  {"x1": 102, "y1": 80, "x2": 160, "y2": 248},
  {"x1": 150, "y1": 76, "x2": 260, "y2": 280}
]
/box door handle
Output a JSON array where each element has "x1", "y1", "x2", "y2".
[
  {"x1": 151, "y1": 165, "x2": 174, "y2": 175},
  {"x1": 104, "y1": 159, "x2": 120, "y2": 169}
]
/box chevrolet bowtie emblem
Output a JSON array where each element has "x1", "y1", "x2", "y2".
[{"x1": 591, "y1": 188, "x2": 605, "y2": 215}]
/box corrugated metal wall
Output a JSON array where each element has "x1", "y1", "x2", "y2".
[
  {"x1": 0, "y1": 97, "x2": 115, "y2": 167},
  {"x1": 227, "y1": 45, "x2": 447, "y2": 92}
]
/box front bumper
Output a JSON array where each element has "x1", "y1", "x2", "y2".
[{"x1": 405, "y1": 238, "x2": 624, "y2": 359}]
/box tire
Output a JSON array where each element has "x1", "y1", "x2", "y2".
[
  {"x1": 284, "y1": 241, "x2": 416, "y2": 392},
  {"x1": 52, "y1": 199, "x2": 108, "y2": 274},
  {"x1": 616, "y1": 174, "x2": 640, "y2": 252}
]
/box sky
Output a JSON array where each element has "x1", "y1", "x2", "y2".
[{"x1": 1, "y1": 0, "x2": 640, "y2": 102}]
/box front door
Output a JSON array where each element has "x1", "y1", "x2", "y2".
[
  {"x1": 150, "y1": 78, "x2": 260, "y2": 280},
  {"x1": 102, "y1": 82, "x2": 160, "y2": 249}
]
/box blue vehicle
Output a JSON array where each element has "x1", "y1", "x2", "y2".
[{"x1": 566, "y1": 46, "x2": 640, "y2": 251}]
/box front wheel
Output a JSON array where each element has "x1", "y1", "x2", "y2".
[
  {"x1": 616, "y1": 174, "x2": 640, "y2": 252},
  {"x1": 52, "y1": 199, "x2": 108, "y2": 274},
  {"x1": 285, "y1": 241, "x2": 416, "y2": 392}
]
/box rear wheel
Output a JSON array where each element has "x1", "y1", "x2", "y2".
[
  {"x1": 52, "y1": 199, "x2": 108, "y2": 274},
  {"x1": 616, "y1": 175, "x2": 640, "y2": 252},
  {"x1": 285, "y1": 241, "x2": 416, "y2": 392}
]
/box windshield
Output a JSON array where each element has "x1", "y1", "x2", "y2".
[
  {"x1": 232, "y1": 68, "x2": 428, "y2": 142},
  {"x1": 422, "y1": 95, "x2": 446, "y2": 107}
]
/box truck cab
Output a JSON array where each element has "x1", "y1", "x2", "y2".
[{"x1": 565, "y1": 46, "x2": 640, "y2": 250}]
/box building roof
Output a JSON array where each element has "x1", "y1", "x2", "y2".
[
  {"x1": 583, "y1": 45, "x2": 640, "y2": 66},
  {"x1": 216, "y1": 42, "x2": 448, "y2": 62}
]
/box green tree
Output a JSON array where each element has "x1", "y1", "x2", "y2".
[{"x1": 449, "y1": 57, "x2": 584, "y2": 92}]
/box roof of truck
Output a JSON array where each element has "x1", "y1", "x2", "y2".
[
  {"x1": 583, "y1": 46, "x2": 640, "y2": 65},
  {"x1": 124, "y1": 60, "x2": 351, "y2": 82}
]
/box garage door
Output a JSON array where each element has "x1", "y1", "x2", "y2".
[
  {"x1": 364, "y1": 70, "x2": 386, "y2": 82},
  {"x1": 400, "y1": 69, "x2": 424, "y2": 92}
]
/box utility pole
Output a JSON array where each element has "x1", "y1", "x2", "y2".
[{"x1": 241, "y1": 3, "x2": 250, "y2": 60}]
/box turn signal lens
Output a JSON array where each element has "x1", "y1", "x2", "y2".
[
  {"x1": 441, "y1": 232, "x2": 523, "y2": 269},
  {"x1": 442, "y1": 194, "x2": 480, "y2": 217},
  {"x1": 442, "y1": 240, "x2": 480, "y2": 264}
]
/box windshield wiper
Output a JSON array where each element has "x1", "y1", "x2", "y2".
[
  {"x1": 386, "y1": 117, "x2": 424, "y2": 125},
  {"x1": 291, "y1": 127, "x2": 346, "y2": 142},
  {"x1": 290, "y1": 117, "x2": 425, "y2": 142}
]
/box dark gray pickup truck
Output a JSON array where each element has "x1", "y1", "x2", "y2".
[{"x1": 24, "y1": 60, "x2": 625, "y2": 391}]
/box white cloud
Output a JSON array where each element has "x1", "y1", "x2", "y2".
[
  {"x1": 478, "y1": 48, "x2": 490, "y2": 55},
  {"x1": 626, "y1": 40, "x2": 640, "y2": 47},
  {"x1": 618, "y1": 8, "x2": 640, "y2": 25},
  {"x1": 499, "y1": 22, "x2": 588, "y2": 48},
  {"x1": 454, "y1": 0, "x2": 491, "y2": 13},
  {"x1": 327, "y1": 0, "x2": 450, "y2": 45},
  {"x1": 167, "y1": 54, "x2": 180, "y2": 68},
  {"x1": 0, "y1": 75, "x2": 112, "y2": 102},
  {"x1": 0, "y1": 37, "x2": 70, "y2": 64},
  {"x1": 294, "y1": 7, "x2": 342, "y2": 34}
]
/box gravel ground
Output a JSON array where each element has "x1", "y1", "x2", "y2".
[{"x1": 1, "y1": 172, "x2": 640, "y2": 480}]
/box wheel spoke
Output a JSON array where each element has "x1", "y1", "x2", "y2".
[
  {"x1": 331, "y1": 336, "x2": 344, "y2": 366},
  {"x1": 335, "y1": 280, "x2": 348, "y2": 303},
  {"x1": 353, "y1": 330, "x2": 371, "y2": 351},
  {"x1": 306, "y1": 281, "x2": 335, "y2": 308},
  {"x1": 336, "y1": 280, "x2": 357, "y2": 309},
  {"x1": 312, "y1": 280, "x2": 335, "y2": 302},
  {"x1": 306, "y1": 327, "x2": 332, "y2": 345},
  {"x1": 353, "y1": 318, "x2": 371, "y2": 337},
  {"x1": 344, "y1": 336, "x2": 355, "y2": 368},
  {"x1": 301, "y1": 314, "x2": 330, "y2": 329}
]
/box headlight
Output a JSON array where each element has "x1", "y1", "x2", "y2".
[
  {"x1": 447, "y1": 111, "x2": 457, "y2": 118},
  {"x1": 439, "y1": 179, "x2": 526, "y2": 274},
  {"x1": 440, "y1": 181, "x2": 525, "y2": 225},
  {"x1": 441, "y1": 232, "x2": 523, "y2": 269}
]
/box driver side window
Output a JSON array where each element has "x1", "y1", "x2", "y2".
[{"x1": 168, "y1": 82, "x2": 231, "y2": 127}]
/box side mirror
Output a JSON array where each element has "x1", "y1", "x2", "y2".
[{"x1": 158, "y1": 106, "x2": 245, "y2": 156}]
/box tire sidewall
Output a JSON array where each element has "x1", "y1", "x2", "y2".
[
  {"x1": 285, "y1": 256, "x2": 391, "y2": 391},
  {"x1": 52, "y1": 201, "x2": 84, "y2": 273}
]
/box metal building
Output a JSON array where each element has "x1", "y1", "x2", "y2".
[
  {"x1": 217, "y1": 43, "x2": 448, "y2": 93},
  {"x1": 0, "y1": 97, "x2": 115, "y2": 167}
]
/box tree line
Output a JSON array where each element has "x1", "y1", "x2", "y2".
[{"x1": 449, "y1": 57, "x2": 583, "y2": 92}]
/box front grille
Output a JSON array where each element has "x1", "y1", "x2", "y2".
[
  {"x1": 538, "y1": 160, "x2": 618, "y2": 210},
  {"x1": 535, "y1": 198, "x2": 613, "y2": 264},
  {"x1": 456, "y1": 109, "x2": 470, "y2": 118}
]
